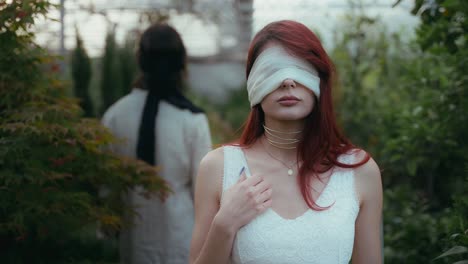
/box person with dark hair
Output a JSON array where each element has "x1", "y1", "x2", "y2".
[
  {"x1": 189, "y1": 20, "x2": 383, "y2": 264},
  {"x1": 101, "y1": 23, "x2": 212, "y2": 264}
]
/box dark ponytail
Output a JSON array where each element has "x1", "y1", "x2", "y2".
[{"x1": 136, "y1": 24, "x2": 203, "y2": 165}]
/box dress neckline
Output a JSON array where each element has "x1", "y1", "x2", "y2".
[{"x1": 235, "y1": 146, "x2": 336, "y2": 221}]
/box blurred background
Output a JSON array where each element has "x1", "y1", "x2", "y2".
[
  {"x1": 35, "y1": 0, "x2": 419, "y2": 108},
  {"x1": 1, "y1": 0, "x2": 467, "y2": 263}
]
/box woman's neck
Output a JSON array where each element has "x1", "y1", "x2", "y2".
[
  {"x1": 263, "y1": 118, "x2": 305, "y2": 133},
  {"x1": 262, "y1": 118, "x2": 304, "y2": 158}
]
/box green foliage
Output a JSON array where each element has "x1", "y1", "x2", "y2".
[
  {"x1": 379, "y1": 49, "x2": 467, "y2": 205},
  {"x1": 332, "y1": 6, "x2": 467, "y2": 206},
  {"x1": 331, "y1": 13, "x2": 401, "y2": 155},
  {"x1": 96, "y1": 29, "x2": 138, "y2": 116},
  {"x1": 214, "y1": 87, "x2": 250, "y2": 138},
  {"x1": 434, "y1": 172, "x2": 468, "y2": 264},
  {"x1": 118, "y1": 35, "x2": 138, "y2": 97},
  {"x1": 331, "y1": 2, "x2": 468, "y2": 263},
  {"x1": 100, "y1": 28, "x2": 123, "y2": 115},
  {"x1": 388, "y1": 0, "x2": 468, "y2": 205},
  {"x1": 410, "y1": 0, "x2": 468, "y2": 54},
  {"x1": 383, "y1": 186, "x2": 451, "y2": 263},
  {"x1": 435, "y1": 246, "x2": 468, "y2": 263},
  {"x1": 71, "y1": 29, "x2": 94, "y2": 117},
  {"x1": 0, "y1": 1, "x2": 170, "y2": 263},
  {"x1": 186, "y1": 89, "x2": 246, "y2": 145}
]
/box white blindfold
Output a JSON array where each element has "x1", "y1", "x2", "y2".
[{"x1": 246, "y1": 45, "x2": 320, "y2": 107}]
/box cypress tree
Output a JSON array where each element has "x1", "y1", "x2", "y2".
[
  {"x1": 100, "y1": 28, "x2": 121, "y2": 115},
  {"x1": 118, "y1": 34, "x2": 138, "y2": 94},
  {"x1": 71, "y1": 29, "x2": 94, "y2": 117}
]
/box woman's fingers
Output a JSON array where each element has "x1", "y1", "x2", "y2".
[
  {"x1": 256, "y1": 188, "x2": 273, "y2": 204},
  {"x1": 253, "y1": 180, "x2": 271, "y2": 194},
  {"x1": 256, "y1": 198, "x2": 273, "y2": 214},
  {"x1": 239, "y1": 174, "x2": 272, "y2": 204},
  {"x1": 218, "y1": 171, "x2": 273, "y2": 229},
  {"x1": 244, "y1": 174, "x2": 263, "y2": 187}
]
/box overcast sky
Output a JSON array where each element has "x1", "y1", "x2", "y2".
[{"x1": 34, "y1": 0, "x2": 420, "y2": 57}]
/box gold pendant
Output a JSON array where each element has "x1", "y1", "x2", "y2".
[{"x1": 287, "y1": 169, "x2": 293, "y2": 176}]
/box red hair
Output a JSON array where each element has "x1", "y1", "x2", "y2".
[{"x1": 239, "y1": 20, "x2": 370, "y2": 210}]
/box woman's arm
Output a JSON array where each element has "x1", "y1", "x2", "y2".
[
  {"x1": 189, "y1": 148, "x2": 272, "y2": 264},
  {"x1": 189, "y1": 148, "x2": 233, "y2": 264},
  {"x1": 352, "y1": 154, "x2": 383, "y2": 264},
  {"x1": 189, "y1": 114, "x2": 212, "y2": 198}
]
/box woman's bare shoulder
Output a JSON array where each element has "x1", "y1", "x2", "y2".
[
  {"x1": 200, "y1": 146, "x2": 225, "y2": 170},
  {"x1": 197, "y1": 147, "x2": 225, "y2": 184},
  {"x1": 352, "y1": 149, "x2": 380, "y2": 179},
  {"x1": 352, "y1": 149, "x2": 382, "y2": 205},
  {"x1": 195, "y1": 146, "x2": 226, "y2": 204}
]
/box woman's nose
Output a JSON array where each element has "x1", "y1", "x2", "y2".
[{"x1": 281, "y1": 78, "x2": 296, "y2": 89}]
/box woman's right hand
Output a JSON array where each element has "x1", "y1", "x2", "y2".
[{"x1": 215, "y1": 170, "x2": 273, "y2": 233}]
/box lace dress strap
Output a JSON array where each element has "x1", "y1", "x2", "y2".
[{"x1": 221, "y1": 146, "x2": 250, "y2": 204}]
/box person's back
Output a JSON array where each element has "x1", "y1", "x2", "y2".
[
  {"x1": 102, "y1": 90, "x2": 211, "y2": 263},
  {"x1": 101, "y1": 23, "x2": 212, "y2": 264}
]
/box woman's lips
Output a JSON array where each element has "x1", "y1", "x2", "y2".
[{"x1": 278, "y1": 96, "x2": 300, "y2": 106}]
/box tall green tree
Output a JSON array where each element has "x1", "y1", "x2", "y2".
[
  {"x1": 118, "y1": 33, "x2": 138, "y2": 94},
  {"x1": 100, "y1": 27, "x2": 122, "y2": 115},
  {"x1": 0, "y1": 1, "x2": 170, "y2": 263},
  {"x1": 71, "y1": 28, "x2": 94, "y2": 117}
]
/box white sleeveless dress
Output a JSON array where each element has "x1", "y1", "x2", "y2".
[{"x1": 221, "y1": 146, "x2": 360, "y2": 264}]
